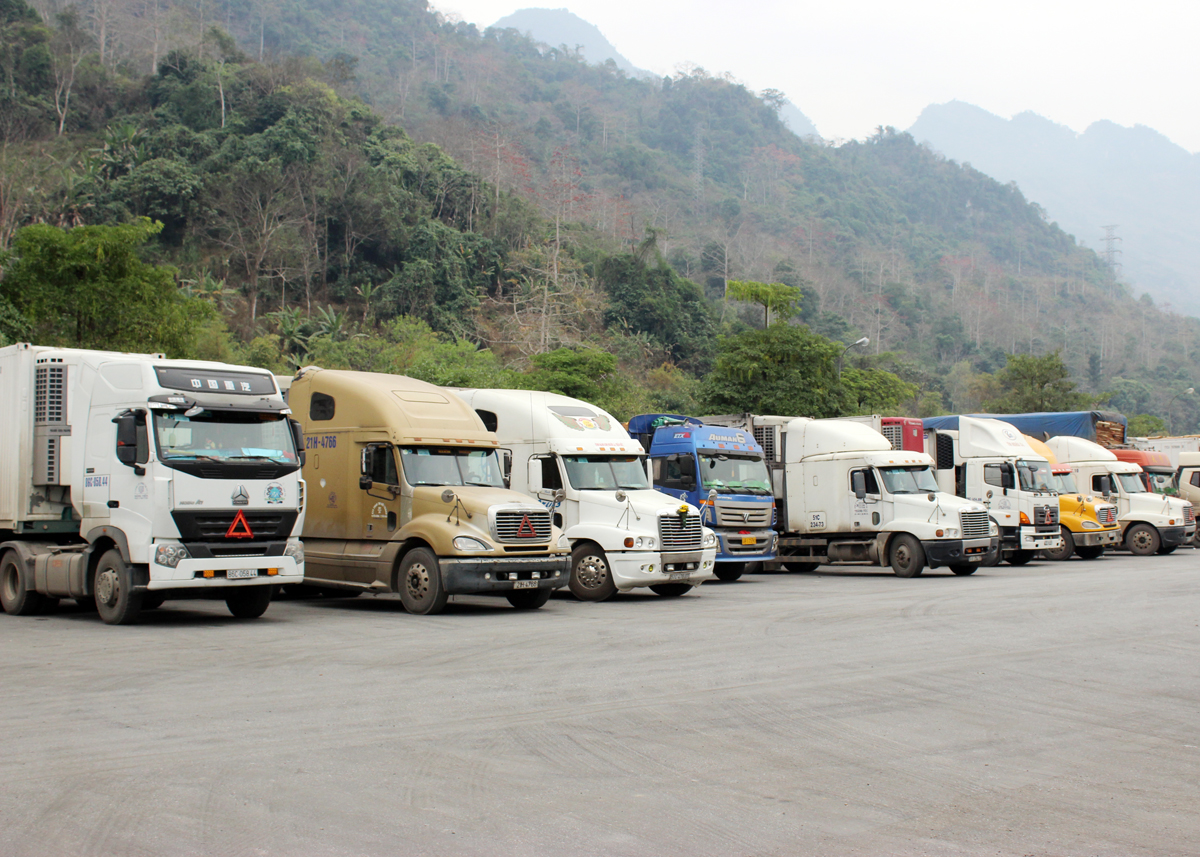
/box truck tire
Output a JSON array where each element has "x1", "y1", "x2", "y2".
[
  {"x1": 569, "y1": 544, "x2": 617, "y2": 601},
  {"x1": 506, "y1": 588, "x2": 552, "y2": 610},
  {"x1": 0, "y1": 551, "x2": 50, "y2": 616},
  {"x1": 888, "y1": 535, "x2": 925, "y2": 578},
  {"x1": 714, "y1": 562, "x2": 745, "y2": 582},
  {"x1": 397, "y1": 548, "x2": 449, "y2": 615},
  {"x1": 649, "y1": 583, "x2": 693, "y2": 596},
  {"x1": 949, "y1": 564, "x2": 978, "y2": 575},
  {"x1": 783, "y1": 561, "x2": 821, "y2": 573},
  {"x1": 225, "y1": 586, "x2": 273, "y2": 618},
  {"x1": 1075, "y1": 545, "x2": 1105, "y2": 560},
  {"x1": 1125, "y1": 523, "x2": 1160, "y2": 556},
  {"x1": 1042, "y1": 527, "x2": 1075, "y2": 561},
  {"x1": 93, "y1": 549, "x2": 143, "y2": 625},
  {"x1": 1007, "y1": 550, "x2": 1035, "y2": 566}
]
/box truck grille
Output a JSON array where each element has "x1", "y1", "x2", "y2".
[
  {"x1": 659, "y1": 513, "x2": 703, "y2": 551},
  {"x1": 171, "y1": 510, "x2": 298, "y2": 542},
  {"x1": 493, "y1": 509, "x2": 551, "y2": 543},
  {"x1": 960, "y1": 510, "x2": 990, "y2": 539},
  {"x1": 714, "y1": 501, "x2": 772, "y2": 528},
  {"x1": 1034, "y1": 504, "x2": 1059, "y2": 531},
  {"x1": 1097, "y1": 505, "x2": 1117, "y2": 525},
  {"x1": 1185, "y1": 505, "x2": 1195, "y2": 524},
  {"x1": 881, "y1": 424, "x2": 902, "y2": 450}
]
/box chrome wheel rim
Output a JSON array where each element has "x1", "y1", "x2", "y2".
[{"x1": 575, "y1": 555, "x2": 609, "y2": 590}]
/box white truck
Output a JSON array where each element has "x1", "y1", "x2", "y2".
[
  {"x1": 450, "y1": 389, "x2": 717, "y2": 600},
  {"x1": 0, "y1": 344, "x2": 305, "y2": 624},
  {"x1": 1046, "y1": 435, "x2": 1194, "y2": 555},
  {"x1": 922, "y1": 416, "x2": 1063, "y2": 565},
  {"x1": 702, "y1": 414, "x2": 999, "y2": 576}
]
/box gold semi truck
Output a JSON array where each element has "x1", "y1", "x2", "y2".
[
  {"x1": 287, "y1": 368, "x2": 570, "y2": 614},
  {"x1": 1023, "y1": 435, "x2": 1121, "y2": 560}
]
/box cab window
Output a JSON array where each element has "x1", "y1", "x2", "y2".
[
  {"x1": 365, "y1": 446, "x2": 398, "y2": 485},
  {"x1": 984, "y1": 463, "x2": 1007, "y2": 487},
  {"x1": 850, "y1": 468, "x2": 879, "y2": 494}
]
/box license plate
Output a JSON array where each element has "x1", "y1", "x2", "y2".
[
  {"x1": 740, "y1": 537, "x2": 756, "y2": 545},
  {"x1": 669, "y1": 572, "x2": 690, "y2": 581},
  {"x1": 227, "y1": 568, "x2": 258, "y2": 580},
  {"x1": 513, "y1": 579, "x2": 537, "y2": 589}
]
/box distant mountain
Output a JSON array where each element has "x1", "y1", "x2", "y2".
[
  {"x1": 909, "y1": 101, "x2": 1200, "y2": 315},
  {"x1": 491, "y1": 8, "x2": 644, "y2": 76}
]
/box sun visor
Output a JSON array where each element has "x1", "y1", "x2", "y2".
[{"x1": 146, "y1": 392, "x2": 291, "y2": 414}]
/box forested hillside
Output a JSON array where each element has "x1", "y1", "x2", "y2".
[{"x1": 2, "y1": 0, "x2": 1198, "y2": 431}]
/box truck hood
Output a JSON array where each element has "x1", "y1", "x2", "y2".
[
  {"x1": 171, "y1": 469, "x2": 300, "y2": 511},
  {"x1": 891, "y1": 492, "x2": 988, "y2": 526},
  {"x1": 1123, "y1": 491, "x2": 1188, "y2": 521}
]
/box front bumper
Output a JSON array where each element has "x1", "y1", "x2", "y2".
[
  {"x1": 1074, "y1": 528, "x2": 1122, "y2": 547},
  {"x1": 716, "y1": 528, "x2": 777, "y2": 563},
  {"x1": 922, "y1": 537, "x2": 998, "y2": 568},
  {"x1": 1160, "y1": 526, "x2": 1188, "y2": 549},
  {"x1": 148, "y1": 555, "x2": 303, "y2": 590},
  {"x1": 1020, "y1": 526, "x2": 1063, "y2": 551},
  {"x1": 439, "y1": 554, "x2": 570, "y2": 595},
  {"x1": 608, "y1": 547, "x2": 717, "y2": 590}
]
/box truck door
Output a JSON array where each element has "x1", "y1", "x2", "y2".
[
  {"x1": 107, "y1": 409, "x2": 154, "y2": 549},
  {"x1": 849, "y1": 467, "x2": 880, "y2": 531},
  {"x1": 529, "y1": 454, "x2": 566, "y2": 528},
  {"x1": 343, "y1": 443, "x2": 402, "y2": 584}
]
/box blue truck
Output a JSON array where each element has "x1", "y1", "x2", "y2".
[{"x1": 628, "y1": 414, "x2": 777, "y2": 581}]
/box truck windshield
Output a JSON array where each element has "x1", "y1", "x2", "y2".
[
  {"x1": 877, "y1": 466, "x2": 939, "y2": 494},
  {"x1": 399, "y1": 447, "x2": 505, "y2": 488},
  {"x1": 562, "y1": 455, "x2": 649, "y2": 490},
  {"x1": 153, "y1": 410, "x2": 297, "y2": 463},
  {"x1": 1052, "y1": 471, "x2": 1079, "y2": 493},
  {"x1": 1113, "y1": 472, "x2": 1148, "y2": 494},
  {"x1": 1143, "y1": 470, "x2": 1177, "y2": 495},
  {"x1": 1016, "y1": 459, "x2": 1054, "y2": 492},
  {"x1": 697, "y1": 453, "x2": 772, "y2": 495}
]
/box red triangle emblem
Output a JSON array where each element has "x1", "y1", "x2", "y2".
[
  {"x1": 226, "y1": 509, "x2": 254, "y2": 539},
  {"x1": 516, "y1": 515, "x2": 537, "y2": 538}
]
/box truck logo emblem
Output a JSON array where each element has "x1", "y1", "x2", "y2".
[
  {"x1": 231, "y1": 485, "x2": 249, "y2": 506},
  {"x1": 516, "y1": 515, "x2": 538, "y2": 537},
  {"x1": 265, "y1": 482, "x2": 284, "y2": 504},
  {"x1": 226, "y1": 509, "x2": 254, "y2": 539}
]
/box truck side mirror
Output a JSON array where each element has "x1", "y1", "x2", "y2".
[
  {"x1": 677, "y1": 454, "x2": 696, "y2": 479},
  {"x1": 1001, "y1": 466, "x2": 1015, "y2": 490},
  {"x1": 359, "y1": 474, "x2": 372, "y2": 490},
  {"x1": 114, "y1": 413, "x2": 139, "y2": 467},
  {"x1": 852, "y1": 471, "x2": 866, "y2": 500},
  {"x1": 289, "y1": 419, "x2": 306, "y2": 466},
  {"x1": 1099, "y1": 475, "x2": 1112, "y2": 496},
  {"x1": 680, "y1": 473, "x2": 695, "y2": 490}
]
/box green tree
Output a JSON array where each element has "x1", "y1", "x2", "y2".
[
  {"x1": 841, "y1": 367, "x2": 919, "y2": 415},
  {"x1": 1127, "y1": 414, "x2": 1167, "y2": 437},
  {"x1": 984, "y1": 350, "x2": 1091, "y2": 413},
  {"x1": 724, "y1": 279, "x2": 802, "y2": 327},
  {"x1": 0, "y1": 218, "x2": 208, "y2": 355}
]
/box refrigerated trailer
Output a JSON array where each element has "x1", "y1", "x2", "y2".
[{"x1": 0, "y1": 344, "x2": 306, "y2": 624}]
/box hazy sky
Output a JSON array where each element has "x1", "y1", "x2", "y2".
[{"x1": 432, "y1": 0, "x2": 1200, "y2": 153}]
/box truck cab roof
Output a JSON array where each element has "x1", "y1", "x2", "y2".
[{"x1": 450, "y1": 388, "x2": 644, "y2": 454}]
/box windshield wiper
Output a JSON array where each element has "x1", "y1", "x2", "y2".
[
  {"x1": 229, "y1": 455, "x2": 288, "y2": 462},
  {"x1": 165, "y1": 454, "x2": 223, "y2": 462}
]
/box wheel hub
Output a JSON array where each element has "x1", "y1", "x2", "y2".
[
  {"x1": 406, "y1": 564, "x2": 430, "y2": 599},
  {"x1": 576, "y1": 556, "x2": 608, "y2": 589},
  {"x1": 96, "y1": 569, "x2": 118, "y2": 605}
]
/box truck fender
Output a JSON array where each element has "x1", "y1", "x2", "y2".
[
  {"x1": 86, "y1": 526, "x2": 133, "y2": 565},
  {"x1": 565, "y1": 524, "x2": 641, "y2": 552},
  {"x1": 391, "y1": 538, "x2": 435, "y2": 593}
]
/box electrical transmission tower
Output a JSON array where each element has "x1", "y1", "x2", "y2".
[{"x1": 1100, "y1": 224, "x2": 1122, "y2": 277}]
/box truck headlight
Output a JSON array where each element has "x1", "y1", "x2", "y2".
[
  {"x1": 702, "y1": 531, "x2": 717, "y2": 548},
  {"x1": 1080, "y1": 520, "x2": 1100, "y2": 530},
  {"x1": 155, "y1": 543, "x2": 190, "y2": 568},
  {"x1": 989, "y1": 520, "x2": 999, "y2": 537},
  {"x1": 453, "y1": 536, "x2": 490, "y2": 552},
  {"x1": 284, "y1": 541, "x2": 305, "y2": 564}
]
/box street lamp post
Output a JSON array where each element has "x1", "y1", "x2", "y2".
[
  {"x1": 837, "y1": 337, "x2": 870, "y2": 380},
  {"x1": 1166, "y1": 387, "x2": 1194, "y2": 435}
]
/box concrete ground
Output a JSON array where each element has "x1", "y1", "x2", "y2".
[{"x1": 1, "y1": 550, "x2": 1198, "y2": 856}]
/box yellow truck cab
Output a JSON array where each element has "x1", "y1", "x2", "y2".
[
  {"x1": 1023, "y1": 435, "x2": 1121, "y2": 560},
  {"x1": 288, "y1": 368, "x2": 570, "y2": 614}
]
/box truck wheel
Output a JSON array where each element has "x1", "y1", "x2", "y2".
[
  {"x1": 1075, "y1": 545, "x2": 1105, "y2": 560},
  {"x1": 506, "y1": 588, "x2": 552, "y2": 610},
  {"x1": 1, "y1": 551, "x2": 50, "y2": 616},
  {"x1": 949, "y1": 564, "x2": 978, "y2": 575},
  {"x1": 1157, "y1": 545, "x2": 1177, "y2": 555},
  {"x1": 93, "y1": 549, "x2": 143, "y2": 625},
  {"x1": 888, "y1": 535, "x2": 925, "y2": 578},
  {"x1": 1125, "y1": 523, "x2": 1160, "y2": 556},
  {"x1": 225, "y1": 586, "x2": 272, "y2": 618},
  {"x1": 783, "y1": 561, "x2": 821, "y2": 573},
  {"x1": 397, "y1": 548, "x2": 449, "y2": 615},
  {"x1": 649, "y1": 583, "x2": 693, "y2": 596},
  {"x1": 1042, "y1": 527, "x2": 1075, "y2": 561},
  {"x1": 714, "y1": 562, "x2": 745, "y2": 582},
  {"x1": 1007, "y1": 550, "x2": 1035, "y2": 566},
  {"x1": 569, "y1": 544, "x2": 617, "y2": 601}
]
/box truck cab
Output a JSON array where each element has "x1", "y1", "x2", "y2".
[
  {"x1": 0, "y1": 344, "x2": 305, "y2": 624},
  {"x1": 628, "y1": 414, "x2": 777, "y2": 582},
  {"x1": 288, "y1": 369, "x2": 570, "y2": 614},
  {"x1": 1023, "y1": 435, "x2": 1121, "y2": 560},
  {"x1": 923, "y1": 416, "x2": 1063, "y2": 565},
  {"x1": 1047, "y1": 435, "x2": 1194, "y2": 556},
  {"x1": 450, "y1": 390, "x2": 717, "y2": 601}
]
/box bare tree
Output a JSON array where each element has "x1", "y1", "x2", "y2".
[{"x1": 49, "y1": 9, "x2": 90, "y2": 136}]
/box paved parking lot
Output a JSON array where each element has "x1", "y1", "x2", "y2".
[{"x1": 2, "y1": 551, "x2": 1198, "y2": 856}]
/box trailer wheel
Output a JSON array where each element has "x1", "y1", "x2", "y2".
[
  {"x1": 225, "y1": 586, "x2": 272, "y2": 618},
  {"x1": 1007, "y1": 550, "x2": 1035, "y2": 566},
  {"x1": 1042, "y1": 527, "x2": 1075, "y2": 561},
  {"x1": 783, "y1": 561, "x2": 821, "y2": 573},
  {"x1": 1125, "y1": 523, "x2": 1160, "y2": 556},
  {"x1": 949, "y1": 564, "x2": 978, "y2": 575},
  {"x1": 714, "y1": 562, "x2": 745, "y2": 582},
  {"x1": 888, "y1": 535, "x2": 925, "y2": 578},
  {"x1": 506, "y1": 588, "x2": 552, "y2": 610},
  {"x1": 93, "y1": 549, "x2": 143, "y2": 625},
  {"x1": 0, "y1": 551, "x2": 49, "y2": 616},
  {"x1": 569, "y1": 544, "x2": 617, "y2": 601},
  {"x1": 1075, "y1": 545, "x2": 1105, "y2": 560},
  {"x1": 397, "y1": 548, "x2": 449, "y2": 615}
]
